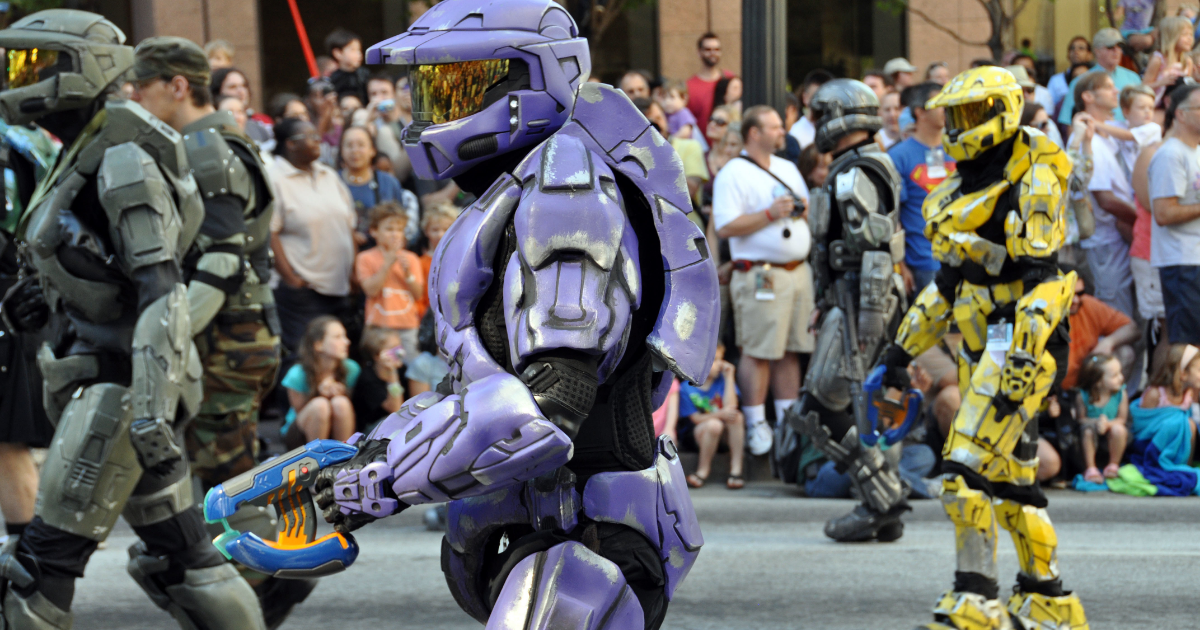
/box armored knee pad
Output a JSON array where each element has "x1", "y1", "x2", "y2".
[
  {"x1": 1, "y1": 589, "x2": 73, "y2": 630},
  {"x1": 487, "y1": 541, "x2": 645, "y2": 630},
  {"x1": 126, "y1": 541, "x2": 266, "y2": 630},
  {"x1": 37, "y1": 383, "x2": 141, "y2": 541}
]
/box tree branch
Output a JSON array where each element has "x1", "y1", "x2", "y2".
[
  {"x1": 907, "y1": 5, "x2": 991, "y2": 47},
  {"x1": 1012, "y1": 0, "x2": 1032, "y2": 20},
  {"x1": 590, "y1": 0, "x2": 630, "y2": 46}
]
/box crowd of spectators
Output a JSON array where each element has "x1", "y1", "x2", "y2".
[
  {"x1": 108, "y1": 15, "x2": 1200, "y2": 500},
  {"x1": 648, "y1": 15, "x2": 1200, "y2": 498}
]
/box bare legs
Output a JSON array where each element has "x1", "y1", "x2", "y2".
[
  {"x1": 691, "y1": 411, "x2": 746, "y2": 480},
  {"x1": 737, "y1": 352, "x2": 801, "y2": 407},
  {"x1": 297, "y1": 396, "x2": 356, "y2": 442}
]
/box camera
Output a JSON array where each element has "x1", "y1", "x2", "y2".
[
  {"x1": 789, "y1": 193, "x2": 807, "y2": 219},
  {"x1": 377, "y1": 98, "x2": 396, "y2": 113}
]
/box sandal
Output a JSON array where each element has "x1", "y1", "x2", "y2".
[
  {"x1": 1083, "y1": 466, "x2": 1104, "y2": 484},
  {"x1": 726, "y1": 475, "x2": 745, "y2": 490},
  {"x1": 686, "y1": 473, "x2": 707, "y2": 489},
  {"x1": 1103, "y1": 463, "x2": 1121, "y2": 479}
]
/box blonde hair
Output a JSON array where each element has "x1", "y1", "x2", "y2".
[
  {"x1": 1158, "y1": 16, "x2": 1194, "y2": 63},
  {"x1": 420, "y1": 201, "x2": 459, "y2": 232},
  {"x1": 1178, "y1": 3, "x2": 1199, "y2": 16},
  {"x1": 712, "y1": 104, "x2": 741, "y2": 124},
  {"x1": 204, "y1": 40, "x2": 235, "y2": 61},
  {"x1": 1119, "y1": 83, "x2": 1155, "y2": 110}
]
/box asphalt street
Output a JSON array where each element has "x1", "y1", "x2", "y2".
[{"x1": 66, "y1": 482, "x2": 1200, "y2": 630}]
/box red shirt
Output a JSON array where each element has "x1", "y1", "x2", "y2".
[
  {"x1": 686, "y1": 70, "x2": 734, "y2": 134},
  {"x1": 1063, "y1": 295, "x2": 1132, "y2": 389}
]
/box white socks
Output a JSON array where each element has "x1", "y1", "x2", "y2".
[
  {"x1": 743, "y1": 404, "x2": 766, "y2": 428},
  {"x1": 774, "y1": 399, "x2": 796, "y2": 426}
]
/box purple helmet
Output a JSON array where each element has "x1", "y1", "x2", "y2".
[{"x1": 367, "y1": 0, "x2": 591, "y2": 180}]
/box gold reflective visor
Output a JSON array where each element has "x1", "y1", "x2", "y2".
[
  {"x1": 410, "y1": 59, "x2": 510, "y2": 125},
  {"x1": 6, "y1": 48, "x2": 64, "y2": 89},
  {"x1": 946, "y1": 97, "x2": 998, "y2": 135}
]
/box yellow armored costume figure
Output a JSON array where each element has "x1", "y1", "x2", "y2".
[{"x1": 879, "y1": 66, "x2": 1088, "y2": 630}]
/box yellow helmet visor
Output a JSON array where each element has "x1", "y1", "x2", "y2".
[
  {"x1": 6, "y1": 48, "x2": 67, "y2": 89},
  {"x1": 946, "y1": 97, "x2": 998, "y2": 137},
  {"x1": 410, "y1": 59, "x2": 511, "y2": 125}
]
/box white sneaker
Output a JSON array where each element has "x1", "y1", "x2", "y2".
[{"x1": 746, "y1": 421, "x2": 773, "y2": 456}]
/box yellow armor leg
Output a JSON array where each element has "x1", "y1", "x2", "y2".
[
  {"x1": 994, "y1": 500, "x2": 1059, "y2": 582},
  {"x1": 942, "y1": 475, "x2": 999, "y2": 581}
]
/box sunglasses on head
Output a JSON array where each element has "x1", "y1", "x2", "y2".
[{"x1": 711, "y1": 117, "x2": 729, "y2": 126}]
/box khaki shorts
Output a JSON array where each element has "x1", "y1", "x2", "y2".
[{"x1": 731, "y1": 263, "x2": 815, "y2": 360}]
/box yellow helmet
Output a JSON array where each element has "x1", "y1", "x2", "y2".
[{"x1": 927, "y1": 66, "x2": 1023, "y2": 162}]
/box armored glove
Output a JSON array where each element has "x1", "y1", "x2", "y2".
[
  {"x1": 314, "y1": 438, "x2": 403, "y2": 535},
  {"x1": 1, "y1": 274, "x2": 48, "y2": 333}
]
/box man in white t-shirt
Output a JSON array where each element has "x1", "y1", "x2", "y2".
[
  {"x1": 713, "y1": 105, "x2": 813, "y2": 457},
  {"x1": 1150, "y1": 84, "x2": 1200, "y2": 345},
  {"x1": 1072, "y1": 71, "x2": 1137, "y2": 316}
]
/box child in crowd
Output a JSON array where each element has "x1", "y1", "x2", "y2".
[
  {"x1": 417, "y1": 202, "x2": 459, "y2": 315},
  {"x1": 1140, "y1": 344, "x2": 1200, "y2": 414},
  {"x1": 282, "y1": 316, "x2": 360, "y2": 447},
  {"x1": 204, "y1": 40, "x2": 234, "y2": 70},
  {"x1": 356, "y1": 203, "x2": 425, "y2": 360},
  {"x1": 351, "y1": 327, "x2": 407, "y2": 434},
  {"x1": 1074, "y1": 353, "x2": 1130, "y2": 482},
  {"x1": 1089, "y1": 85, "x2": 1162, "y2": 167},
  {"x1": 1143, "y1": 16, "x2": 1195, "y2": 106},
  {"x1": 660, "y1": 80, "x2": 699, "y2": 142},
  {"x1": 326, "y1": 27, "x2": 369, "y2": 103},
  {"x1": 680, "y1": 343, "x2": 745, "y2": 490}
]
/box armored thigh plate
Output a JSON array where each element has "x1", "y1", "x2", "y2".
[
  {"x1": 487, "y1": 541, "x2": 645, "y2": 630},
  {"x1": 36, "y1": 383, "x2": 141, "y2": 541},
  {"x1": 580, "y1": 436, "x2": 703, "y2": 599},
  {"x1": 806, "y1": 307, "x2": 852, "y2": 412}
]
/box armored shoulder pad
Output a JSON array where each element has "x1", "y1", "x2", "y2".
[
  {"x1": 828, "y1": 145, "x2": 902, "y2": 215},
  {"x1": 832, "y1": 165, "x2": 893, "y2": 250},
  {"x1": 182, "y1": 118, "x2": 254, "y2": 203},
  {"x1": 1005, "y1": 128, "x2": 1071, "y2": 188},
  {"x1": 77, "y1": 100, "x2": 188, "y2": 179},
  {"x1": 97, "y1": 141, "x2": 182, "y2": 269}
]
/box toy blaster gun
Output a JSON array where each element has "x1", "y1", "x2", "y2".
[
  {"x1": 859, "y1": 365, "x2": 922, "y2": 450},
  {"x1": 204, "y1": 440, "x2": 360, "y2": 578}
]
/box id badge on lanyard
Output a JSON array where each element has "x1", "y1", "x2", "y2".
[
  {"x1": 755, "y1": 264, "x2": 776, "y2": 302},
  {"x1": 926, "y1": 147, "x2": 948, "y2": 180},
  {"x1": 986, "y1": 319, "x2": 1013, "y2": 367}
]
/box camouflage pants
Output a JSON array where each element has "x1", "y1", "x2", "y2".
[{"x1": 185, "y1": 308, "x2": 281, "y2": 493}]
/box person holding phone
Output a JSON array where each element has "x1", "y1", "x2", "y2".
[{"x1": 352, "y1": 327, "x2": 406, "y2": 433}]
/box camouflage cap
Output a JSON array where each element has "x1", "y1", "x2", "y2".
[{"x1": 132, "y1": 36, "x2": 210, "y2": 87}]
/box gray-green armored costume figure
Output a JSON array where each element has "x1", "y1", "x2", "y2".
[
  {"x1": 0, "y1": 10, "x2": 264, "y2": 630},
  {"x1": 129, "y1": 37, "x2": 308, "y2": 630}
]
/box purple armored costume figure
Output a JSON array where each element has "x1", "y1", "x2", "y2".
[{"x1": 311, "y1": 0, "x2": 719, "y2": 627}]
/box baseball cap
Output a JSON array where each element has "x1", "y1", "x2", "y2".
[
  {"x1": 1005, "y1": 65, "x2": 1036, "y2": 90},
  {"x1": 1093, "y1": 28, "x2": 1124, "y2": 50},
  {"x1": 883, "y1": 57, "x2": 918, "y2": 76},
  {"x1": 132, "y1": 36, "x2": 211, "y2": 88}
]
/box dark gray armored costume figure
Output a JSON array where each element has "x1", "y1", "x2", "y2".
[
  {"x1": 784, "y1": 79, "x2": 911, "y2": 542},
  {"x1": 0, "y1": 10, "x2": 264, "y2": 629},
  {"x1": 127, "y1": 37, "x2": 301, "y2": 629}
]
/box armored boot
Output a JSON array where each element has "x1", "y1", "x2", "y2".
[
  {"x1": 1006, "y1": 577, "x2": 1088, "y2": 630},
  {"x1": 0, "y1": 539, "x2": 73, "y2": 630},
  {"x1": 912, "y1": 591, "x2": 1014, "y2": 630},
  {"x1": 126, "y1": 541, "x2": 267, "y2": 630}
]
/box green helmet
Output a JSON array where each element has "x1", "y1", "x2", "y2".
[{"x1": 0, "y1": 9, "x2": 133, "y2": 125}]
